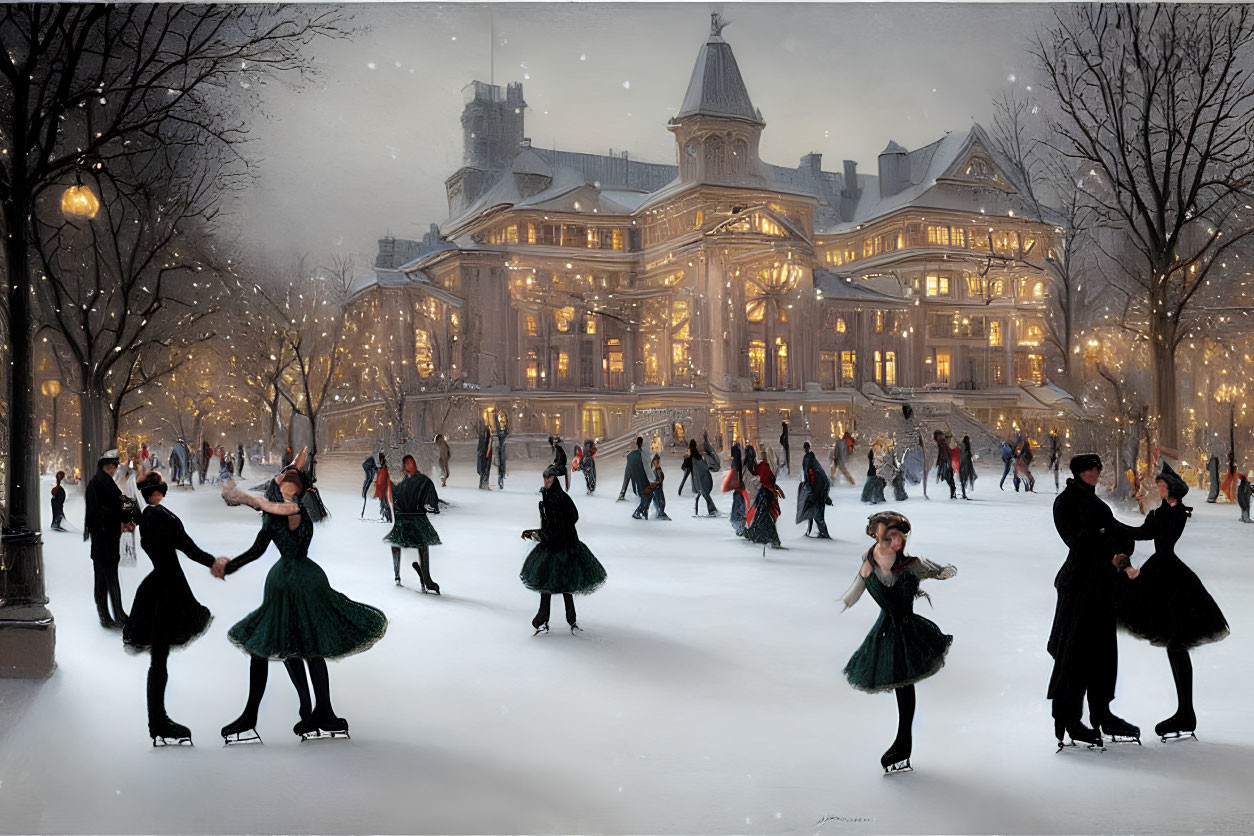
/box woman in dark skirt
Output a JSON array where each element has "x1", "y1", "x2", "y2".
[
  {"x1": 124, "y1": 474, "x2": 222, "y2": 745},
  {"x1": 520, "y1": 464, "x2": 607, "y2": 634},
  {"x1": 958, "y1": 435, "x2": 977, "y2": 499},
  {"x1": 218, "y1": 469, "x2": 388, "y2": 742},
  {"x1": 861, "y1": 443, "x2": 887, "y2": 505},
  {"x1": 1115, "y1": 464, "x2": 1229, "y2": 739},
  {"x1": 745, "y1": 448, "x2": 785, "y2": 551},
  {"x1": 723, "y1": 442, "x2": 749, "y2": 536},
  {"x1": 578, "y1": 439, "x2": 598, "y2": 495},
  {"x1": 385, "y1": 454, "x2": 442, "y2": 592},
  {"x1": 841, "y1": 511, "x2": 956, "y2": 773}
]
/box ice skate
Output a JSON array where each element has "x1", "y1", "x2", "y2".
[
  {"x1": 1155, "y1": 710, "x2": 1197, "y2": 741},
  {"x1": 569, "y1": 623, "x2": 583, "y2": 634},
  {"x1": 656, "y1": 514, "x2": 672, "y2": 521},
  {"x1": 531, "y1": 622, "x2": 549, "y2": 636},
  {"x1": 1095, "y1": 714, "x2": 1141, "y2": 745},
  {"x1": 880, "y1": 738, "x2": 912, "y2": 774},
  {"x1": 296, "y1": 710, "x2": 350, "y2": 741},
  {"x1": 150, "y1": 717, "x2": 193, "y2": 747},
  {"x1": 220, "y1": 711, "x2": 262, "y2": 745},
  {"x1": 1054, "y1": 719, "x2": 1104, "y2": 751}
]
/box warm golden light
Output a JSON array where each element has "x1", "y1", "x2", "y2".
[{"x1": 61, "y1": 184, "x2": 99, "y2": 218}]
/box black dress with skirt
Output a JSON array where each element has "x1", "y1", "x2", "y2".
[
  {"x1": 520, "y1": 482, "x2": 607, "y2": 595},
  {"x1": 384, "y1": 472, "x2": 442, "y2": 548},
  {"x1": 123, "y1": 504, "x2": 214, "y2": 652},
  {"x1": 1115, "y1": 501, "x2": 1229, "y2": 649}
]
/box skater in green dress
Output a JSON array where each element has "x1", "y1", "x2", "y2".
[
  {"x1": 520, "y1": 464, "x2": 607, "y2": 634},
  {"x1": 217, "y1": 468, "x2": 387, "y2": 742},
  {"x1": 840, "y1": 511, "x2": 956, "y2": 773},
  {"x1": 384, "y1": 454, "x2": 442, "y2": 592}
]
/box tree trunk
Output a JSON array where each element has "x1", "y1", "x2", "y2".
[
  {"x1": 79, "y1": 382, "x2": 110, "y2": 485},
  {"x1": 1150, "y1": 323, "x2": 1178, "y2": 450},
  {"x1": 3, "y1": 198, "x2": 39, "y2": 531}
]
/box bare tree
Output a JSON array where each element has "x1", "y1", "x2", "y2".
[
  {"x1": 31, "y1": 139, "x2": 227, "y2": 472},
  {"x1": 990, "y1": 86, "x2": 1102, "y2": 380},
  {"x1": 0, "y1": 4, "x2": 341, "y2": 534},
  {"x1": 239, "y1": 255, "x2": 352, "y2": 480},
  {"x1": 1030, "y1": 3, "x2": 1254, "y2": 448}
]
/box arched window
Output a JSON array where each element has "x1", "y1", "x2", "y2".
[
  {"x1": 733, "y1": 139, "x2": 750, "y2": 175},
  {"x1": 706, "y1": 135, "x2": 727, "y2": 178}
]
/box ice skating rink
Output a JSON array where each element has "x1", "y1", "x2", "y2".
[{"x1": 2, "y1": 454, "x2": 1251, "y2": 835}]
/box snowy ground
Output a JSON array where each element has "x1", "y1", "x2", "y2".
[{"x1": 1, "y1": 452, "x2": 1252, "y2": 835}]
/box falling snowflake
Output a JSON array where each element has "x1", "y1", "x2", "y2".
[
  {"x1": 1007, "y1": 73, "x2": 1017, "y2": 83},
  {"x1": 580, "y1": 54, "x2": 586, "y2": 61},
  {"x1": 367, "y1": 62, "x2": 376, "y2": 70},
  {"x1": 622, "y1": 80, "x2": 630, "y2": 89}
]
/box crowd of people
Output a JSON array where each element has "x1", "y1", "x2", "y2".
[{"x1": 60, "y1": 417, "x2": 1234, "y2": 777}]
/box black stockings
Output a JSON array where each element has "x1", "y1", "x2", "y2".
[
  {"x1": 147, "y1": 644, "x2": 171, "y2": 724},
  {"x1": 894, "y1": 685, "x2": 916, "y2": 749},
  {"x1": 1167, "y1": 647, "x2": 1194, "y2": 717}
]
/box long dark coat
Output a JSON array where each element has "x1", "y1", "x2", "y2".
[
  {"x1": 1046, "y1": 478, "x2": 1147, "y2": 704},
  {"x1": 624, "y1": 448, "x2": 649, "y2": 494}
]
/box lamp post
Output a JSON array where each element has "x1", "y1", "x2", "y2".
[
  {"x1": 0, "y1": 184, "x2": 91, "y2": 676},
  {"x1": 40, "y1": 379, "x2": 62, "y2": 471}
]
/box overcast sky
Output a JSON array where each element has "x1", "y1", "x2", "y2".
[{"x1": 226, "y1": 2, "x2": 1059, "y2": 264}]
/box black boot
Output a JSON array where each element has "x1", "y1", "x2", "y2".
[
  {"x1": 1055, "y1": 718, "x2": 1103, "y2": 749},
  {"x1": 298, "y1": 658, "x2": 348, "y2": 739},
  {"x1": 1094, "y1": 711, "x2": 1141, "y2": 743},
  {"x1": 882, "y1": 686, "x2": 915, "y2": 773},
  {"x1": 222, "y1": 655, "x2": 269, "y2": 744},
  {"x1": 148, "y1": 648, "x2": 190, "y2": 745},
  {"x1": 419, "y1": 546, "x2": 439, "y2": 595},
  {"x1": 1157, "y1": 648, "x2": 1197, "y2": 739},
  {"x1": 391, "y1": 547, "x2": 402, "y2": 585},
  {"x1": 532, "y1": 593, "x2": 551, "y2": 635}
]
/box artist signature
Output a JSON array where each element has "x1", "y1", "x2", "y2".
[{"x1": 816, "y1": 814, "x2": 875, "y2": 827}]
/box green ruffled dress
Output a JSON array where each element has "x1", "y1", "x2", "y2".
[
  {"x1": 226, "y1": 508, "x2": 388, "y2": 660},
  {"x1": 384, "y1": 473, "x2": 442, "y2": 548},
  {"x1": 519, "y1": 483, "x2": 607, "y2": 595},
  {"x1": 843, "y1": 569, "x2": 952, "y2": 693}
]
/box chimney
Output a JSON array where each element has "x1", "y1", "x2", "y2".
[
  {"x1": 878, "y1": 140, "x2": 909, "y2": 198},
  {"x1": 800, "y1": 152, "x2": 822, "y2": 175},
  {"x1": 839, "y1": 160, "x2": 861, "y2": 223}
]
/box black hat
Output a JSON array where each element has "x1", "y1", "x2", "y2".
[
  {"x1": 98, "y1": 448, "x2": 120, "y2": 468},
  {"x1": 1156, "y1": 462, "x2": 1189, "y2": 500},
  {"x1": 1069, "y1": 454, "x2": 1103, "y2": 476},
  {"x1": 138, "y1": 472, "x2": 168, "y2": 500},
  {"x1": 542, "y1": 463, "x2": 561, "y2": 479}
]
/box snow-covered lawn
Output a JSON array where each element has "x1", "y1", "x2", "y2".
[{"x1": 1, "y1": 454, "x2": 1251, "y2": 834}]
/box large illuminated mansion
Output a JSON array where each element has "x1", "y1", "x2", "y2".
[{"x1": 330, "y1": 16, "x2": 1069, "y2": 447}]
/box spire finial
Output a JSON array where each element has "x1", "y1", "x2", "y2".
[{"x1": 710, "y1": 12, "x2": 730, "y2": 37}]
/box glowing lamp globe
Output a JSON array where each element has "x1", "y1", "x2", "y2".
[
  {"x1": 39, "y1": 379, "x2": 62, "y2": 398},
  {"x1": 61, "y1": 185, "x2": 99, "y2": 219}
]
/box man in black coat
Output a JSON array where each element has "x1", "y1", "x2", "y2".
[
  {"x1": 361, "y1": 453, "x2": 379, "y2": 517},
  {"x1": 551, "y1": 435, "x2": 570, "y2": 491},
  {"x1": 797, "y1": 441, "x2": 832, "y2": 538},
  {"x1": 84, "y1": 448, "x2": 129, "y2": 628},
  {"x1": 1206, "y1": 455, "x2": 1221, "y2": 503},
  {"x1": 1047, "y1": 454, "x2": 1150, "y2": 745},
  {"x1": 617, "y1": 436, "x2": 649, "y2": 502},
  {"x1": 779, "y1": 421, "x2": 790, "y2": 477}
]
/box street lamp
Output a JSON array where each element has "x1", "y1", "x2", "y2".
[
  {"x1": 61, "y1": 183, "x2": 99, "y2": 219},
  {"x1": 39, "y1": 379, "x2": 62, "y2": 470}
]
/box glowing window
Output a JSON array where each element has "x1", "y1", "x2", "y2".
[
  {"x1": 926, "y1": 275, "x2": 950, "y2": 296},
  {"x1": 836, "y1": 317, "x2": 847, "y2": 334},
  {"x1": 927, "y1": 225, "x2": 950, "y2": 246},
  {"x1": 555, "y1": 306, "x2": 575, "y2": 332},
  {"x1": 1033, "y1": 281, "x2": 1044, "y2": 298},
  {"x1": 557, "y1": 352, "x2": 570, "y2": 377},
  {"x1": 885, "y1": 351, "x2": 897, "y2": 386},
  {"x1": 840, "y1": 350, "x2": 857, "y2": 386},
  {"x1": 585, "y1": 313, "x2": 597, "y2": 335},
  {"x1": 749, "y1": 340, "x2": 766, "y2": 387},
  {"x1": 989, "y1": 320, "x2": 1003, "y2": 346},
  {"x1": 525, "y1": 315, "x2": 538, "y2": 336}
]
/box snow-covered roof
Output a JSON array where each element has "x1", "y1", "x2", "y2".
[
  {"x1": 818, "y1": 124, "x2": 1048, "y2": 233},
  {"x1": 675, "y1": 30, "x2": 763, "y2": 126},
  {"x1": 813, "y1": 268, "x2": 911, "y2": 307}
]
